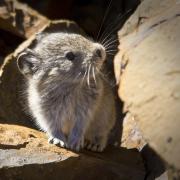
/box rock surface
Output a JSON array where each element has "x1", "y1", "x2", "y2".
[
  {"x1": 0, "y1": 124, "x2": 145, "y2": 180},
  {"x1": 121, "y1": 113, "x2": 146, "y2": 150},
  {"x1": 115, "y1": 0, "x2": 180, "y2": 170},
  {"x1": 0, "y1": 0, "x2": 49, "y2": 38}
]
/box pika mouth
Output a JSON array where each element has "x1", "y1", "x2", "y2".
[{"x1": 76, "y1": 62, "x2": 102, "y2": 87}]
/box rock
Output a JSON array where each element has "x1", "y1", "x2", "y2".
[
  {"x1": 115, "y1": 0, "x2": 180, "y2": 170},
  {"x1": 0, "y1": 0, "x2": 49, "y2": 38},
  {"x1": 121, "y1": 113, "x2": 146, "y2": 150},
  {"x1": 0, "y1": 124, "x2": 145, "y2": 180},
  {"x1": 121, "y1": 114, "x2": 168, "y2": 179},
  {"x1": 0, "y1": 20, "x2": 84, "y2": 128}
]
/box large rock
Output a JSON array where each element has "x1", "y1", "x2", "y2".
[
  {"x1": 115, "y1": 0, "x2": 180, "y2": 170},
  {"x1": 0, "y1": 124, "x2": 145, "y2": 180}
]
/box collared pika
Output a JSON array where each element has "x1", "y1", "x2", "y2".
[{"x1": 17, "y1": 31, "x2": 116, "y2": 152}]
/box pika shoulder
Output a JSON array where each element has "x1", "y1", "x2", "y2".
[{"x1": 17, "y1": 32, "x2": 116, "y2": 152}]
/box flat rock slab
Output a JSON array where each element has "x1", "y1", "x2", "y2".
[{"x1": 0, "y1": 124, "x2": 145, "y2": 180}]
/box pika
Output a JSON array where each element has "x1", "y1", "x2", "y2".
[{"x1": 17, "y1": 32, "x2": 116, "y2": 152}]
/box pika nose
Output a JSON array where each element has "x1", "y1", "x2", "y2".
[
  {"x1": 93, "y1": 43, "x2": 106, "y2": 61},
  {"x1": 95, "y1": 49, "x2": 102, "y2": 58}
]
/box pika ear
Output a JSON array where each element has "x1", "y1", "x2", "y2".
[{"x1": 17, "y1": 49, "x2": 40, "y2": 76}]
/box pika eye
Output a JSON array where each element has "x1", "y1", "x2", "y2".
[{"x1": 65, "y1": 51, "x2": 75, "y2": 61}]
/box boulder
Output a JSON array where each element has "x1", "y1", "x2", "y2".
[{"x1": 115, "y1": 0, "x2": 180, "y2": 170}]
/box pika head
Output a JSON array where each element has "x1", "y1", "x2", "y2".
[{"x1": 17, "y1": 32, "x2": 106, "y2": 84}]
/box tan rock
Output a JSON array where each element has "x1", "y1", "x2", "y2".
[
  {"x1": 121, "y1": 113, "x2": 146, "y2": 150},
  {"x1": 0, "y1": 124, "x2": 145, "y2": 179},
  {"x1": 115, "y1": 0, "x2": 180, "y2": 169},
  {"x1": 0, "y1": 0, "x2": 49, "y2": 38}
]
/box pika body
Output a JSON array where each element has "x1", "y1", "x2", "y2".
[{"x1": 17, "y1": 31, "x2": 116, "y2": 152}]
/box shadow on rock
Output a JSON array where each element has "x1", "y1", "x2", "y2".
[{"x1": 141, "y1": 144, "x2": 166, "y2": 180}]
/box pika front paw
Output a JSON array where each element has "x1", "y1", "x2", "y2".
[
  {"x1": 84, "y1": 139, "x2": 106, "y2": 152},
  {"x1": 85, "y1": 142, "x2": 105, "y2": 152},
  {"x1": 48, "y1": 137, "x2": 66, "y2": 147},
  {"x1": 67, "y1": 135, "x2": 84, "y2": 152}
]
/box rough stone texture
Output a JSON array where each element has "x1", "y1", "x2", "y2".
[
  {"x1": 0, "y1": 124, "x2": 145, "y2": 180},
  {"x1": 0, "y1": 20, "x2": 84, "y2": 128},
  {"x1": 121, "y1": 114, "x2": 168, "y2": 180},
  {"x1": 0, "y1": 0, "x2": 49, "y2": 38},
  {"x1": 121, "y1": 113, "x2": 146, "y2": 150},
  {"x1": 115, "y1": 0, "x2": 180, "y2": 170}
]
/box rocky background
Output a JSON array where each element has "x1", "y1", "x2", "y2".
[
  {"x1": 115, "y1": 0, "x2": 180, "y2": 178},
  {"x1": 0, "y1": 0, "x2": 179, "y2": 179}
]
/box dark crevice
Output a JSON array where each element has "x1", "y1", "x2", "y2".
[
  {"x1": 28, "y1": 134, "x2": 37, "y2": 138},
  {"x1": 141, "y1": 145, "x2": 166, "y2": 180},
  {"x1": 0, "y1": 29, "x2": 24, "y2": 66},
  {"x1": 0, "y1": 142, "x2": 29, "y2": 150}
]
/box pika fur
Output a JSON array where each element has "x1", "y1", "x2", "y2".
[{"x1": 17, "y1": 32, "x2": 116, "y2": 152}]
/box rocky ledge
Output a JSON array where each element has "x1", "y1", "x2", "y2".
[{"x1": 0, "y1": 124, "x2": 145, "y2": 180}]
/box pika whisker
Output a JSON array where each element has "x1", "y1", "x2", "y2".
[
  {"x1": 107, "y1": 52, "x2": 116, "y2": 56},
  {"x1": 106, "y1": 50, "x2": 117, "y2": 53},
  {"x1": 75, "y1": 72, "x2": 82, "y2": 80},
  {"x1": 103, "y1": 39, "x2": 118, "y2": 49},
  {"x1": 92, "y1": 66, "x2": 97, "y2": 86},
  {"x1": 87, "y1": 63, "x2": 92, "y2": 87},
  {"x1": 81, "y1": 66, "x2": 88, "y2": 85},
  {"x1": 102, "y1": 36, "x2": 116, "y2": 47},
  {"x1": 96, "y1": 0, "x2": 113, "y2": 40},
  {"x1": 99, "y1": 9, "x2": 132, "y2": 44}
]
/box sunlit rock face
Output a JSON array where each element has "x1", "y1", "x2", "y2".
[{"x1": 115, "y1": 0, "x2": 180, "y2": 170}]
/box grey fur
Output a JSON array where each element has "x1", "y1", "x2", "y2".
[{"x1": 17, "y1": 32, "x2": 116, "y2": 152}]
